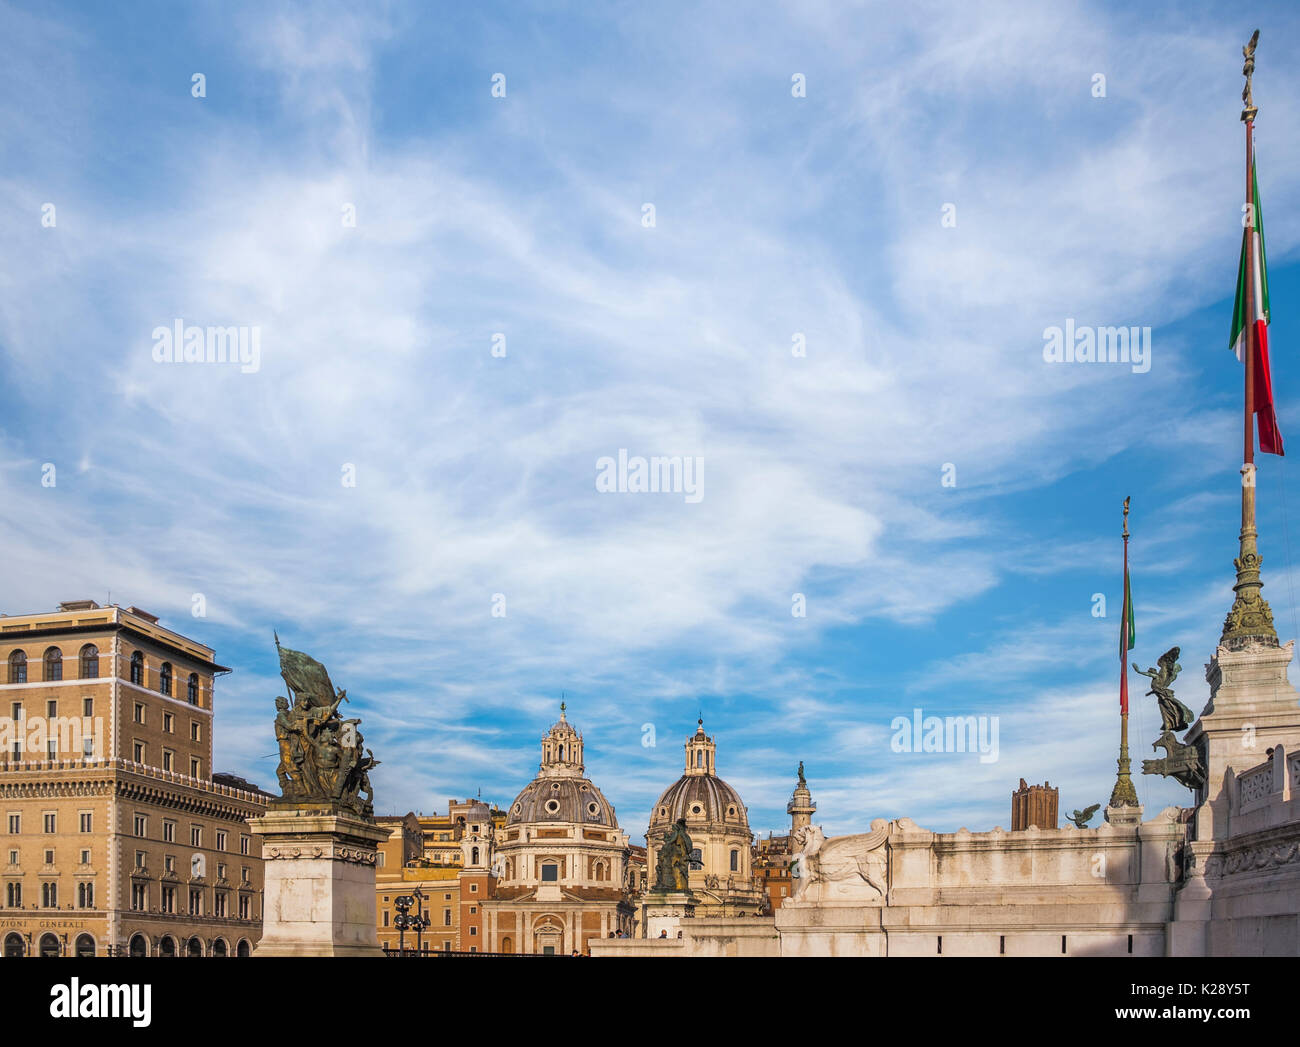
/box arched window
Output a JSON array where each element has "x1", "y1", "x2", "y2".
[
  {"x1": 7, "y1": 650, "x2": 26, "y2": 684},
  {"x1": 211, "y1": 938, "x2": 227, "y2": 957},
  {"x1": 43, "y1": 648, "x2": 62, "y2": 682},
  {"x1": 187, "y1": 672, "x2": 199, "y2": 705},
  {"x1": 159, "y1": 662, "x2": 172, "y2": 696},
  {"x1": 39, "y1": 933, "x2": 59, "y2": 957},
  {"x1": 471, "y1": 847, "x2": 480, "y2": 865},
  {"x1": 5, "y1": 882, "x2": 20, "y2": 907},
  {"x1": 128, "y1": 933, "x2": 148, "y2": 958},
  {"x1": 730, "y1": 849, "x2": 739, "y2": 872},
  {"x1": 501, "y1": 936, "x2": 513, "y2": 954},
  {"x1": 236, "y1": 938, "x2": 251, "y2": 957},
  {"x1": 79, "y1": 644, "x2": 99, "y2": 679},
  {"x1": 4, "y1": 932, "x2": 24, "y2": 957},
  {"x1": 41, "y1": 882, "x2": 57, "y2": 908},
  {"x1": 78, "y1": 881, "x2": 95, "y2": 908},
  {"x1": 695, "y1": 751, "x2": 703, "y2": 767},
  {"x1": 130, "y1": 651, "x2": 143, "y2": 686},
  {"x1": 158, "y1": 936, "x2": 176, "y2": 958},
  {"x1": 75, "y1": 934, "x2": 95, "y2": 958},
  {"x1": 186, "y1": 936, "x2": 202, "y2": 957}
]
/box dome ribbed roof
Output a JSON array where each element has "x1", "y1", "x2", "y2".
[
  {"x1": 649, "y1": 774, "x2": 748, "y2": 829},
  {"x1": 506, "y1": 776, "x2": 618, "y2": 827}
]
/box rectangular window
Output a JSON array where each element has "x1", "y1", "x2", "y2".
[
  {"x1": 240, "y1": 835, "x2": 250, "y2": 856},
  {"x1": 443, "y1": 909, "x2": 451, "y2": 926},
  {"x1": 240, "y1": 865, "x2": 249, "y2": 883},
  {"x1": 191, "y1": 721, "x2": 201, "y2": 742},
  {"x1": 80, "y1": 849, "x2": 90, "y2": 865},
  {"x1": 163, "y1": 820, "x2": 176, "y2": 843},
  {"x1": 134, "y1": 850, "x2": 146, "y2": 869},
  {"x1": 161, "y1": 885, "x2": 175, "y2": 914},
  {"x1": 162, "y1": 749, "x2": 174, "y2": 772},
  {"x1": 43, "y1": 848, "x2": 53, "y2": 865},
  {"x1": 134, "y1": 813, "x2": 147, "y2": 837},
  {"x1": 190, "y1": 825, "x2": 202, "y2": 848},
  {"x1": 190, "y1": 757, "x2": 200, "y2": 778},
  {"x1": 82, "y1": 734, "x2": 95, "y2": 759},
  {"x1": 133, "y1": 741, "x2": 144, "y2": 762},
  {"x1": 164, "y1": 854, "x2": 175, "y2": 874},
  {"x1": 7, "y1": 850, "x2": 16, "y2": 865},
  {"x1": 133, "y1": 702, "x2": 144, "y2": 724},
  {"x1": 216, "y1": 831, "x2": 227, "y2": 852},
  {"x1": 189, "y1": 888, "x2": 202, "y2": 915},
  {"x1": 383, "y1": 911, "x2": 389, "y2": 927},
  {"x1": 541, "y1": 864, "x2": 559, "y2": 882},
  {"x1": 131, "y1": 883, "x2": 146, "y2": 911},
  {"x1": 214, "y1": 892, "x2": 227, "y2": 918},
  {"x1": 7, "y1": 814, "x2": 19, "y2": 835},
  {"x1": 238, "y1": 895, "x2": 250, "y2": 920},
  {"x1": 83, "y1": 697, "x2": 93, "y2": 718},
  {"x1": 42, "y1": 812, "x2": 55, "y2": 834},
  {"x1": 46, "y1": 700, "x2": 56, "y2": 719},
  {"x1": 9, "y1": 703, "x2": 19, "y2": 720},
  {"x1": 163, "y1": 712, "x2": 173, "y2": 733},
  {"x1": 216, "y1": 862, "x2": 226, "y2": 880}
]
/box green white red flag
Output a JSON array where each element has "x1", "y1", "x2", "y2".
[{"x1": 1231, "y1": 157, "x2": 1284, "y2": 455}]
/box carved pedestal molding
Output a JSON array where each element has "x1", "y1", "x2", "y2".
[{"x1": 248, "y1": 803, "x2": 388, "y2": 957}]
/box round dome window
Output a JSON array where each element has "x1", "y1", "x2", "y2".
[
  {"x1": 691, "y1": 804, "x2": 702, "y2": 815},
  {"x1": 513, "y1": 803, "x2": 522, "y2": 814},
  {"x1": 587, "y1": 802, "x2": 600, "y2": 816},
  {"x1": 545, "y1": 799, "x2": 560, "y2": 814}
]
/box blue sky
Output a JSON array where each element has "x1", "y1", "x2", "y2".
[{"x1": 2, "y1": 0, "x2": 1299, "y2": 842}]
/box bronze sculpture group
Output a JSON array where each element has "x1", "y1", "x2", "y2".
[
  {"x1": 1137, "y1": 645, "x2": 1205, "y2": 791},
  {"x1": 272, "y1": 635, "x2": 379, "y2": 817}
]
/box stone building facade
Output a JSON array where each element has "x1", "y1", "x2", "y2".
[{"x1": 0, "y1": 601, "x2": 266, "y2": 957}]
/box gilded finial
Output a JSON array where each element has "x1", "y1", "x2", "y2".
[{"x1": 1242, "y1": 29, "x2": 1259, "y2": 122}]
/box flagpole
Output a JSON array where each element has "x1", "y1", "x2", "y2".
[
  {"x1": 1222, "y1": 30, "x2": 1279, "y2": 650},
  {"x1": 1109, "y1": 497, "x2": 1139, "y2": 811}
]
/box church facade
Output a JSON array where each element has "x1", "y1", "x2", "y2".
[
  {"x1": 474, "y1": 706, "x2": 636, "y2": 953},
  {"x1": 646, "y1": 719, "x2": 763, "y2": 917}
]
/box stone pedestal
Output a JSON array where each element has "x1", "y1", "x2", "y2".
[
  {"x1": 249, "y1": 804, "x2": 388, "y2": 957},
  {"x1": 1187, "y1": 640, "x2": 1300, "y2": 841},
  {"x1": 1104, "y1": 802, "x2": 1143, "y2": 827},
  {"x1": 641, "y1": 890, "x2": 696, "y2": 940}
]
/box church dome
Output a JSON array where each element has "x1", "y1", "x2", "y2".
[
  {"x1": 649, "y1": 774, "x2": 748, "y2": 829},
  {"x1": 504, "y1": 703, "x2": 620, "y2": 828},
  {"x1": 647, "y1": 719, "x2": 749, "y2": 830},
  {"x1": 506, "y1": 776, "x2": 618, "y2": 827}
]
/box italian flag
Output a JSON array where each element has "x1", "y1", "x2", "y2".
[
  {"x1": 1231, "y1": 157, "x2": 1284, "y2": 455},
  {"x1": 1119, "y1": 554, "x2": 1135, "y2": 714}
]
